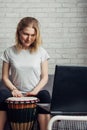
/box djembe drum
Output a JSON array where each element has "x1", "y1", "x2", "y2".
[{"x1": 6, "y1": 97, "x2": 39, "y2": 130}]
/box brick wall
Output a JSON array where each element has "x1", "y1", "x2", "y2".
[{"x1": 0, "y1": 0, "x2": 87, "y2": 77}]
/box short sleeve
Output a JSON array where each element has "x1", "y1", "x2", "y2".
[
  {"x1": 40, "y1": 47, "x2": 50, "y2": 62},
  {"x1": 1, "y1": 49, "x2": 10, "y2": 63}
]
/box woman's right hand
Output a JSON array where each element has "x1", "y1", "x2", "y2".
[{"x1": 11, "y1": 89, "x2": 23, "y2": 97}]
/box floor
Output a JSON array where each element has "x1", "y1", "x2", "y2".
[{"x1": 5, "y1": 120, "x2": 87, "y2": 130}]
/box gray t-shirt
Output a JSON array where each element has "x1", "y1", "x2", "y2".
[{"x1": 1, "y1": 46, "x2": 50, "y2": 92}]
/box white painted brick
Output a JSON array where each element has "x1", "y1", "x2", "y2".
[
  {"x1": 71, "y1": 59, "x2": 85, "y2": 64},
  {"x1": 69, "y1": 28, "x2": 84, "y2": 33},
  {"x1": 56, "y1": 8, "x2": 70, "y2": 12},
  {"x1": 62, "y1": 3, "x2": 76, "y2": 8},
  {"x1": 50, "y1": 53, "x2": 62, "y2": 59},
  {"x1": 62, "y1": 54, "x2": 77, "y2": 59},
  {"x1": 77, "y1": 54, "x2": 87, "y2": 58},
  {"x1": 0, "y1": 0, "x2": 87, "y2": 76},
  {"x1": 56, "y1": 59, "x2": 71, "y2": 64},
  {"x1": 48, "y1": 3, "x2": 62, "y2": 7}
]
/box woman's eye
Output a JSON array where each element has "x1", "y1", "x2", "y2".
[
  {"x1": 23, "y1": 32, "x2": 28, "y2": 35},
  {"x1": 31, "y1": 34, "x2": 35, "y2": 37}
]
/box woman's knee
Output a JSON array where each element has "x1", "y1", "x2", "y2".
[
  {"x1": 0, "y1": 89, "x2": 12, "y2": 103},
  {"x1": 37, "y1": 90, "x2": 51, "y2": 103}
]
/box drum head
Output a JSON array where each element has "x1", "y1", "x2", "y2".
[{"x1": 6, "y1": 96, "x2": 39, "y2": 104}]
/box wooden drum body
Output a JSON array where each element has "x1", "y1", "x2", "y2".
[{"x1": 6, "y1": 97, "x2": 39, "y2": 130}]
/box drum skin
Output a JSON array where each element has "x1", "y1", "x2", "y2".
[{"x1": 6, "y1": 97, "x2": 39, "y2": 130}]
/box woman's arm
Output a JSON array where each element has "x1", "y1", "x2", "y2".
[
  {"x1": 2, "y1": 61, "x2": 23, "y2": 97},
  {"x1": 26, "y1": 60, "x2": 48, "y2": 96},
  {"x1": 2, "y1": 61, "x2": 16, "y2": 91}
]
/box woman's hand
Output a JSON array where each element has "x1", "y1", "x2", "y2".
[
  {"x1": 12, "y1": 89, "x2": 23, "y2": 97},
  {"x1": 26, "y1": 90, "x2": 38, "y2": 96}
]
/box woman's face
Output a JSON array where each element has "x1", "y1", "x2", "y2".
[{"x1": 19, "y1": 27, "x2": 36, "y2": 49}]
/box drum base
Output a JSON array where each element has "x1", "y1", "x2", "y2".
[
  {"x1": 11, "y1": 121, "x2": 34, "y2": 130},
  {"x1": 6, "y1": 97, "x2": 39, "y2": 130}
]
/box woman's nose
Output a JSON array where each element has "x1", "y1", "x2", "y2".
[{"x1": 27, "y1": 35, "x2": 31, "y2": 40}]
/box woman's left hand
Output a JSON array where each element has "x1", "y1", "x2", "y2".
[{"x1": 26, "y1": 90, "x2": 38, "y2": 96}]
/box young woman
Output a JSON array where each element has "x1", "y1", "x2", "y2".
[{"x1": 0, "y1": 17, "x2": 51, "y2": 130}]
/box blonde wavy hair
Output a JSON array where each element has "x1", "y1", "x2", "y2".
[{"x1": 15, "y1": 17, "x2": 42, "y2": 52}]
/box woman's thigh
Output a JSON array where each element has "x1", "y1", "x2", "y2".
[
  {"x1": 36, "y1": 90, "x2": 51, "y2": 114},
  {"x1": 0, "y1": 89, "x2": 12, "y2": 111},
  {"x1": 36, "y1": 90, "x2": 51, "y2": 103}
]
